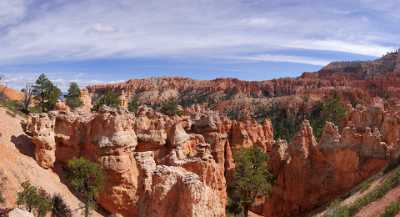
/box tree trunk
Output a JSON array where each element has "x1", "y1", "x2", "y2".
[
  {"x1": 244, "y1": 205, "x2": 249, "y2": 217},
  {"x1": 85, "y1": 200, "x2": 90, "y2": 217}
]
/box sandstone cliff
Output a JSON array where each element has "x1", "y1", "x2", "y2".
[{"x1": 24, "y1": 100, "x2": 400, "y2": 217}]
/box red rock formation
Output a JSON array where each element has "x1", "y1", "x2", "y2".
[
  {"x1": 263, "y1": 115, "x2": 391, "y2": 217},
  {"x1": 26, "y1": 113, "x2": 57, "y2": 169},
  {"x1": 27, "y1": 106, "x2": 228, "y2": 217},
  {"x1": 26, "y1": 101, "x2": 400, "y2": 217}
]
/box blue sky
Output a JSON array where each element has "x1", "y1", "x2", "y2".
[{"x1": 0, "y1": 0, "x2": 399, "y2": 90}]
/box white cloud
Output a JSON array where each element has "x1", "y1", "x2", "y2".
[
  {"x1": 0, "y1": 0, "x2": 397, "y2": 66},
  {"x1": 288, "y1": 40, "x2": 393, "y2": 57},
  {"x1": 235, "y1": 54, "x2": 330, "y2": 66},
  {"x1": 0, "y1": 72, "x2": 122, "y2": 91},
  {"x1": 0, "y1": 0, "x2": 26, "y2": 27}
]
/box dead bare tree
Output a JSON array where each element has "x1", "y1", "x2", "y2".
[{"x1": 21, "y1": 83, "x2": 34, "y2": 113}]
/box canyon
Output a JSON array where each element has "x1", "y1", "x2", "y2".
[{"x1": 2, "y1": 51, "x2": 400, "y2": 217}]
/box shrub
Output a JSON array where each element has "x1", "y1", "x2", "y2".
[
  {"x1": 128, "y1": 97, "x2": 140, "y2": 113},
  {"x1": 65, "y1": 158, "x2": 105, "y2": 217},
  {"x1": 52, "y1": 194, "x2": 72, "y2": 217},
  {"x1": 16, "y1": 181, "x2": 52, "y2": 217},
  {"x1": 36, "y1": 189, "x2": 52, "y2": 217},
  {"x1": 381, "y1": 201, "x2": 400, "y2": 217},
  {"x1": 310, "y1": 93, "x2": 347, "y2": 139},
  {"x1": 161, "y1": 98, "x2": 182, "y2": 116},
  {"x1": 260, "y1": 102, "x2": 306, "y2": 142},
  {"x1": 17, "y1": 181, "x2": 39, "y2": 212},
  {"x1": 324, "y1": 169, "x2": 400, "y2": 217},
  {"x1": 92, "y1": 90, "x2": 121, "y2": 111}
]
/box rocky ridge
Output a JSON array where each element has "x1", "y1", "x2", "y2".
[{"x1": 26, "y1": 99, "x2": 400, "y2": 217}]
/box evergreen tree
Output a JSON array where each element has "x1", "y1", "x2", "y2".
[
  {"x1": 309, "y1": 93, "x2": 347, "y2": 138},
  {"x1": 17, "y1": 181, "x2": 52, "y2": 217},
  {"x1": 17, "y1": 181, "x2": 39, "y2": 212},
  {"x1": 161, "y1": 98, "x2": 182, "y2": 116},
  {"x1": 65, "y1": 82, "x2": 83, "y2": 110},
  {"x1": 33, "y1": 74, "x2": 61, "y2": 112},
  {"x1": 36, "y1": 189, "x2": 52, "y2": 217},
  {"x1": 65, "y1": 158, "x2": 105, "y2": 217},
  {"x1": 92, "y1": 90, "x2": 121, "y2": 111},
  {"x1": 128, "y1": 97, "x2": 140, "y2": 113},
  {"x1": 227, "y1": 147, "x2": 274, "y2": 217}
]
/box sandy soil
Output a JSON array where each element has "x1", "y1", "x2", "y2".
[{"x1": 355, "y1": 186, "x2": 400, "y2": 217}]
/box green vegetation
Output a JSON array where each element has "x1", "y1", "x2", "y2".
[
  {"x1": 265, "y1": 103, "x2": 306, "y2": 141},
  {"x1": 383, "y1": 155, "x2": 400, "y2": 174},
  {"x1": 309, "y1": 93, "x2": 347, "y2": 138},
  {"x1": 65, "y1": 158, "x2": 105, "y2": 217},
  {"x1": 92, "y1": 90, "x2": 121, "y2": 111},
  {"x1": 226, "y1": 106, "x2": 248, "y2": 121},
  {"x1": 249, "y1": 93, "x2": 347, "y2": 142},
  {"x1": 65, "y1": 82, "x2": 83, "y2": 110},
  {"x1": 227, "y1": 147, "x2": 274, "y2": 217},
  {"x1": 33, "y1": 73, "x2": 62, "y2": 112},
  {"x1": 323, "y1": 168, "x2": 400, "y2": 217},
  {"x1": 128, "y1": 97, "x2": 140, "y2": 113},
  {"x1": 52, "y1": 194, "x2": 72, "y2": 217},
  {"x1": 17, "y1": 181, "x2": 52, "y2": 217},
  {"x1": 381, "y1": 201, "x2": 400, "y2": 217},
  {"x1": 161, "y1": 98, "x2": 183, "y2": 116}
]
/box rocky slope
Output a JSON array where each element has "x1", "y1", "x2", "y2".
[
  {"x1": 24, "y1": 99, "x2": 400, "y2": 217},
  {"x1": 314, "y1": 164, "x2": 400, "y2": 217},
  {"x1": 0, "y1": 108, "x2": 102, "y2": 217}
]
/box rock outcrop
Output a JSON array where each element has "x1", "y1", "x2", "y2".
[
  {"x1": 27, "y1": 106, "x2": 229, "y2": 217},
  {"x1": 26, "y1": 113, "x2": 57, "y2": 169},
  {"x1": 7, "y1": 208, "x2": 34, "y2": 217},
  {"x1": 25, "y1": 93, "x2": 400, "y2": 217},
  {"x1": 263, "y1": 105, "x2": 393, "y2": 217}
]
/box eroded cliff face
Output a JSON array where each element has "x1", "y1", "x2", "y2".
[
  {"x1": 26, "y1": 101, "x2": 400, "y2": 217},
  {"x1": 26, "y1": 106, "x2": 231, "y2": 217},
  {"x1": 263, "y1": 103, "x2": 397, "y2": 217}
]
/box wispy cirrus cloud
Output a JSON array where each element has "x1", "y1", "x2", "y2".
[
  {"x1": 0, "y1": 0, "x2": 399, "y2": 87},
  {"x1": 234, "y1": 54, "x2": 330, "y2": 66},
  {"x1": 0, "y1": 0, "x2": 397, "y2": 65}
]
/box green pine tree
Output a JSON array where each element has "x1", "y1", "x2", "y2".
[
  {"x1": 33, "y1": 74, "x2": 61, "y2": 112},
  {"x1": 227, "y1": 147, "x2": 274, "y2": 217},
  {"x1": 16, "y1": 181, "x2": 52, "y2": 217},
  {"x1": 65, "y1": 158, "x2": 105, "y2": 217},
  {"x1": 65, "y1": 82, "x2": 83, "y2": 110}
]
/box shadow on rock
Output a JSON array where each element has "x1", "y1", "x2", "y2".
[{"x1": 11, "y1": 134, "x2": 35, "y2": 158}]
